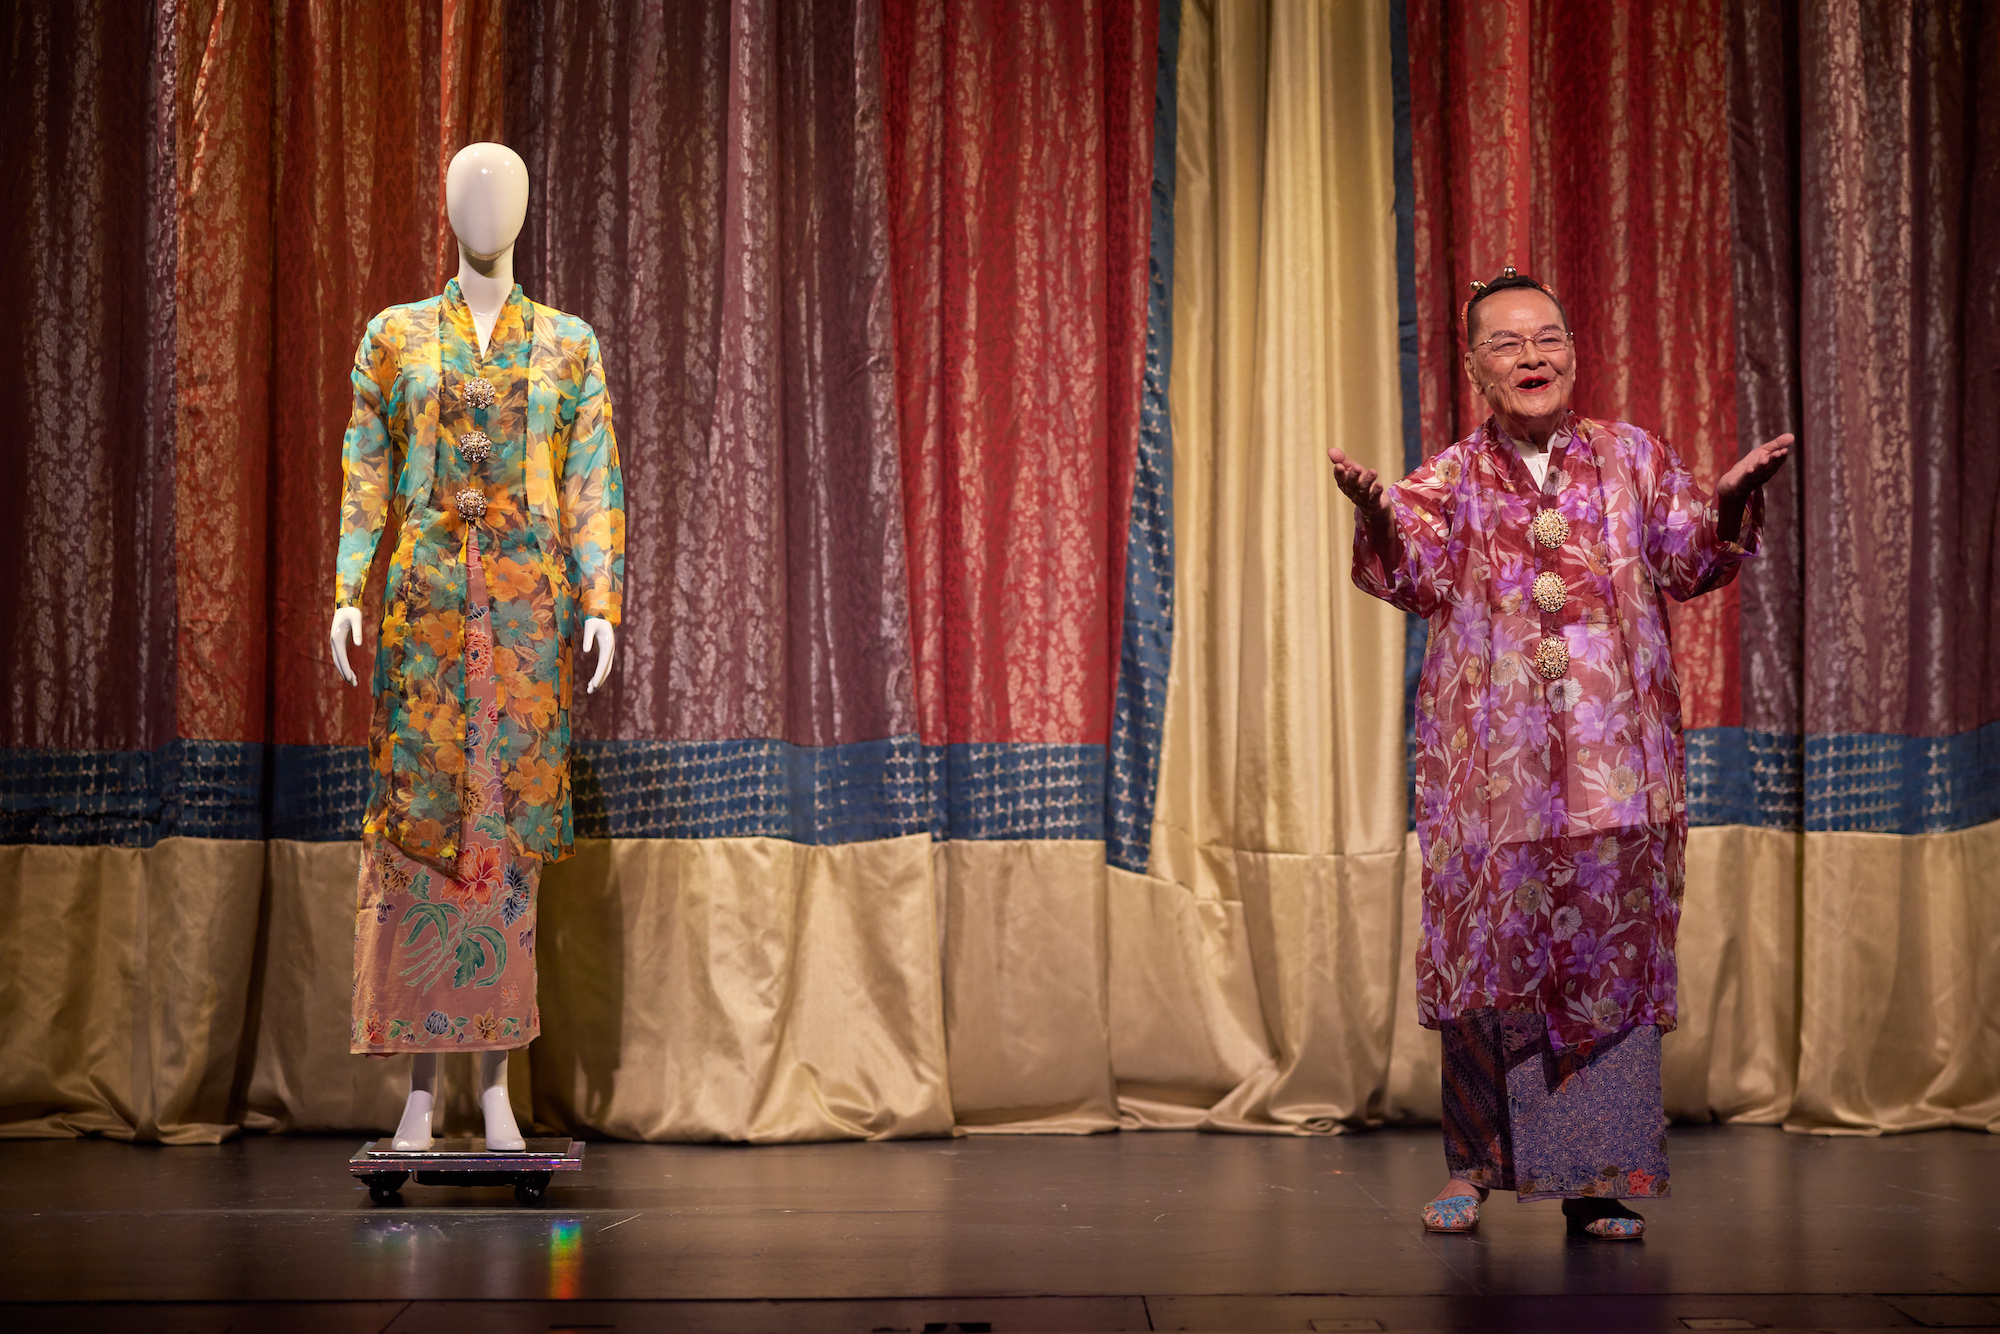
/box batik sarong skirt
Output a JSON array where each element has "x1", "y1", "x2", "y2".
[
  {"x1": 351, "y1": 531, "x2": 541, "y2": 1054},
  {"x1": 1441, "y1": 1008, "x2": 1668, "y2": 1201}
]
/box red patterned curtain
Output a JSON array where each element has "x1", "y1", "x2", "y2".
[
  {"x1": 0, "y1": 1, "x2": 178, "y2": 753},
  {"x1": 882, "y1": 0, "x2": 1157, "y2": 749},
  {"x1": 505, "y1": 0, "x2": 915, "y2": 751},
  {"x1": 2, "y1": 0, "x2": 1157, "y2": 838},
  {"x1": 1741, "y1": 0, "x2": 2000, "y2": 745},
  {"x1": 1408, "y1": 0, "x2": 1743, "y2": 728}
]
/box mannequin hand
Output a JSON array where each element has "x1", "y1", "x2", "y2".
[
  {"x1": 330, "y1": 607, "x2": 363, "y2": 686},
  {"x1": 1327, "y1": 446, "x2": 1394, "y2": 536},
  {"x1": 582, "y1": 617, "x2": 616, "y2": 693}
]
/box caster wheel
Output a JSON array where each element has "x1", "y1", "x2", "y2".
[
  {"x1": 363, "y1": 1171, "x2": 408, "y2": 1205},
  {"x1": 514, "y1": 1172, "x2": 552, "y2": 1206}
]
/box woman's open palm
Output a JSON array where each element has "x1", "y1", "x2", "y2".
[
  {"x1": 1720, "y1": 433, "x2": 1795, "y2": 502},
  {"x1": 1328, "y1": 447, "x2": 1393, "y2": 528}
]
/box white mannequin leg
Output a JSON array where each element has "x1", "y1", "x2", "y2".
[
  {"x1": 480, "y1": 1049, "x2": 525, "y2": 1151},
  {"x1": 391, "y1": 1053, "x2": 438, "y2": 1152}
]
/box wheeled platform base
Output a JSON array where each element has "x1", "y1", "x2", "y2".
[{"x1": 349, "y1": 1137, "x2": 584, "y2": 1205}]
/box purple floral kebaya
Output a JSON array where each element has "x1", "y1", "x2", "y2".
[{"x1": 1354, "y1": 412, "x2": 1760, "y2": 1050}]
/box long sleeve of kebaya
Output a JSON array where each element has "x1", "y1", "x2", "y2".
[
  {"x1": 561, "y1": 333, "x2": 626, "y2": 626},
  {"x1": 1637, "y1": 430, "x2": 1762, "y2": 603},
  {"x1": 335, "y1": 319, "x2": 398, "y2": 610},
  {"x1": 1351, "y1": 452, "x2": 1460, "y2": 620}
]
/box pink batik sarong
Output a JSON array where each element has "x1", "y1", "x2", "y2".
[{"x1": 351, "y1": 530, "x2": 541, "y2": 1053}]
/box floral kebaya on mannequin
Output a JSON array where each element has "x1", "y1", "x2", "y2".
[{"x1": 329, "y1": 143, "x2": 625, "y2": 1152}]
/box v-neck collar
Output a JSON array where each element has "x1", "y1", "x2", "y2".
[
  {"x1": 1487, "y1": 412, "x2": 1578, "y2": 501},
  {"x1": 444, "y1": 277, "x2": 529, "y2": 363}
]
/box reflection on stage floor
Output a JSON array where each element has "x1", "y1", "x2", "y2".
[{"x1": 1, "y1": 1124, "x2": 1995, "y2": 1331}]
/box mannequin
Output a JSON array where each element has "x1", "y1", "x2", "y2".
[
  {"x1": 330, "y1": 142, "x2": 624, "y2": 1152},
  {"x1": 331, "y1": 145, "x2": 615, "y2": 697}
]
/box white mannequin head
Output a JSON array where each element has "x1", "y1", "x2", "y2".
[{"x1": 445, "y1": 143, "x2": 529, "y2": 263}]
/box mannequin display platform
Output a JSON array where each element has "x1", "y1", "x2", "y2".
[
  {"x1": 350, "y1": 1132, "x2": 585, "y2": 1206},
  {"x1": 329, "y1": 142, "x2": 626, "y2": 1154}
]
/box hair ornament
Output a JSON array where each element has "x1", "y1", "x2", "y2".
[{"x1": 1502, "y1": 265, "x2": 1518, "y2": 278}]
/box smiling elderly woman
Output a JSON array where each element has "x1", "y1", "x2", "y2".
[{"x1": 1328, "y1": 268, "x2": 1792, "y2": 1241}]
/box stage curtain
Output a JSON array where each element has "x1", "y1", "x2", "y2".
[
  {"x1": 1744, "y1": 0, "x2": 2000, "y2": 1135},
  {"x1": 0, "y1": 843, "x2": 263, "y2": 1143},
  {"x1": 509, "y1": 0, "x2": 915, "y2": 750},
  {"x1": 1793, "y1": 827, "x2": 2000, "y2": 1134},
  {"x1": 0, "y1": 0, "x2": 177, "y2": 756},
  {"x1": 1407, "y1": 0, "x2": 1741, "y2": 729},
  {"x1": 1115, "y1": 0, "x2": 1410, "y2": 1134},
  {"x1": 879, "y1": 0, "x2": 1158, "y2": 1133},
  {"x1": 182, "y1": 0, "x2": 502, "y2": 752},
  {"x1": 7, "y1": 0, "x2": 1993, "y2": 1148},
  {"x1": 240, "y1": 837, "x2": 953, "y2": 1141}
]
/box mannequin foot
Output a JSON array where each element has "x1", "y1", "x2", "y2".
[
  {"x1": 390, "y1": 1089, "x2": 435, "y2": 1152},
  {"x1": 481, "y1": 1082, "x2": 525, "y2": 1151}
]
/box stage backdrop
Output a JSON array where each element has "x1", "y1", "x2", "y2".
[{"x1": 1, "y1": 0, "x2": 1994, "y2": 1144}]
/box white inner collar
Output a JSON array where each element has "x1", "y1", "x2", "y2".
[{"x1": 1500, "y1": 423, "x2": 1565, "y2": 488}]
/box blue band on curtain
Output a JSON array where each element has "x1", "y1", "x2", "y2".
[
  {"x1": 1104, "y1": 0, "x2": 1181, "y2": 875},
  {"x1": 1679, "y1": 721, "x2": 2000, "y2": 832},
  {"x1": 8, "y1": 721, "x2": 1997, "y2": 846},
  {"x1": 573, "y1": 737, "x2": 931, "y2": 843},
  {"x1": 582, "y1": 739, "x2": 1105, "y2": 842},
  {"x1": 1390, "y1": 0, "x2": 1428, "y2": 831},
  {"x1": 0, "y1": 741, "x2": 266, "y2": 845},
  {"x1": 1682, "y1": 728, "x2": 1804, "y2": 829},
  {"x1": 577, "y1": 738, "x2": 1101, "y2": 842},
  {"x1": 1799, "y1": 725, "x2": 2000, "y2": 833},
  {"x1": 1, "y1": 739, "x2": 1114, "y2": 846}
]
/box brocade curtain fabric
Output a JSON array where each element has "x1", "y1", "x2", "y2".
[
  {"x1": 1, "y1": 1, "x2": 177, "y2": 759},
  {"x1": 2, "y1": 0, "x2": 1994, "y2": 1144}
]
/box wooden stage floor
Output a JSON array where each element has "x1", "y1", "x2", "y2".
[{"x1": 1, "y1": 1124, "x2": 1996, "y2": 1332}]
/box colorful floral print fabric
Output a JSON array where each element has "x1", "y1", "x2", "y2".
[
  {"x1": 1441, "y1": 1008, "x2": 1669, "y2": 1202},
  {"x1": 336, "y1": 280, "x2": 624, "y2": 868},
  {"x1": 1353, "y1": 413, "x2": 1760, "y2": 1050},
  {"x1": 352, "y1": 532, "x2": 541, "y2": 1052}
]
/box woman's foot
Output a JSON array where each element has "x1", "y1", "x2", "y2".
[
  {"x1": 1421, "y1": 1178, "x2": 1489, "y2": 1233},
  {"x1": 1562, "y1": 1197, "x2": 1645, "y2": 1240}
]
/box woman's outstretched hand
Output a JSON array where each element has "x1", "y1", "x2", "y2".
[
  {"x1": 1716, "y1": 432, "x2": 1795, "y2": 542},
  {"x1": 1328, "y1": 446, "x2": 1394, "y2": 542},
  {"x1": 1719, "y1": 433, "x2": 1794, "y2": 505}
]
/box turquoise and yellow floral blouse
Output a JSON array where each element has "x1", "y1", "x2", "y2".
[{"x1": 336, "y1": 279, "x2": 624, "y2": 868}]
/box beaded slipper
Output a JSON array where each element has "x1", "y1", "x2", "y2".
[
  {"x1": 1562, "y1": 1198, "x2": 1646, "y2": 1240},
  {"x1": 1421, "y1": 1191, "x2": 1486, "y2": 1233}
]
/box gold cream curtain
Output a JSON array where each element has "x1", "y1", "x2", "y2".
[{"x1": 1122, "y1": 0, "x2": 1409, "y2": 1131}]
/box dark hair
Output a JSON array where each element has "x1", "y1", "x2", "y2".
[{"x1": 1463, "y1": 268, "x2": 1569, "y2": 347}]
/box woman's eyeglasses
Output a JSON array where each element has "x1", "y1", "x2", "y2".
[{"x1": 1474, "y1": 328, "x2": 1573, "y2": 361}]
